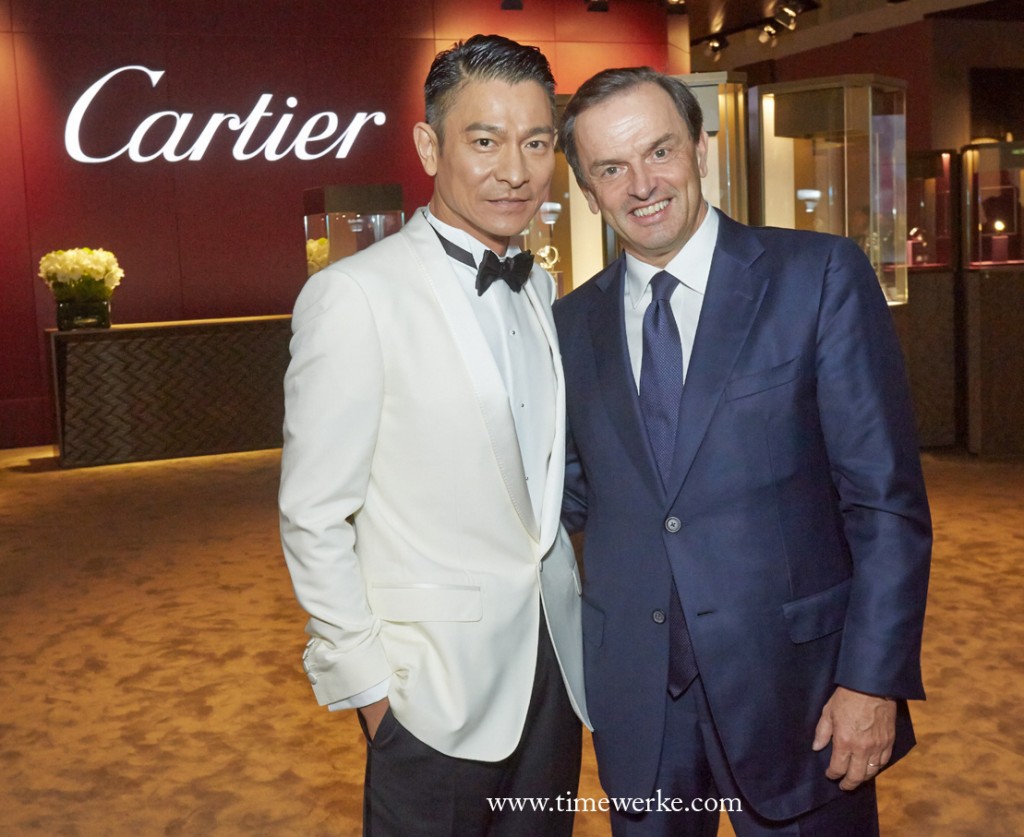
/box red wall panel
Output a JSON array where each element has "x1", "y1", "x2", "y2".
[
  {"x1": 0, "y1": 0, "x2": 669, "y2": 448},
  {"x1": 305, "y1": 0, "x2": 435, "y2": 40},
  {"x1": 12, "y1": 0, "x2": 167, "y2": 34},
  {"x1": 0, "y1": 31, "x2": 49, "y2": 446},
  {"x1": 0, "y1": 33, "x2": 33, "y2": 394},
  {"x1": 553, "y1": 0, "x2": 667, "y2": 45},
  {"x1": 556, "y1": 40, "x2": 669, "y2": 92},
  {"x1": 17, "y1": 35, "x2": 184, "y2": 330},
  {"x1": 167, "y1": 34, "x2": 439, "y2": 318},
  {"x1": 433, "y1": 0, "x2": 557, "y2": 43}
]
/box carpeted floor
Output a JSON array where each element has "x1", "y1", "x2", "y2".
[{"x1": 0, "y1": 446, "x2": 1021, "y2": 836}]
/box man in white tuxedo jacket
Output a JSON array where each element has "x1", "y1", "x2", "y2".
[{"x1": 279, "y1": 35, "x2": 589, "y2": 836}]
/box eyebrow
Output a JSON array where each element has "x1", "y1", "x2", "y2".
[
  {"x1": 588, "y1": 132, "x2": 678, "y2": 172},
  {"x1": 463, "y1": 123, "x2": 555, "y2": 138}
]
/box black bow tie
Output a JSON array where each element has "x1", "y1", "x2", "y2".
[
  {"x1": 475, "y1": 249, "x2": 534, "y2": 297},
  {"x1": 433, "y1": 228, "x2": 533, "y2": 296}
]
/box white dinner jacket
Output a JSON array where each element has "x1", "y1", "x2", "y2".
[{"x1": 279, "y1": 210, "x2": 590, "y2": 761}]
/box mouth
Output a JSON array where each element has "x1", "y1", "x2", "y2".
[
  {"x1": 631, "y1": 199, "x2": 670, "y2": 219},
  {"x1": 486, "y1": 198, "x2": 535, "y2": 217}
]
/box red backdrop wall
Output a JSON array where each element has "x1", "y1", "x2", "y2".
[{"x1": 0, "y1": 0, "x2": 668, "y2": 448}]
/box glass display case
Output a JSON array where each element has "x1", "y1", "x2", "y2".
[
  {"x1": 678, "y1": 71, "x2": 748, "y2": 223},
  {"x1": 961, "y1": 141, "x2": 1024, "y2": 455},
  {"x1": 907, "y1": 151, "x2": 957, "y2": 269},
  {"x1": 962, "y1": 141, "x2": 1024, "y2": 266},
  {"x1": 303, "y1": 183, "x2": 405, "y2": 276},
  {"x1": 750, "y1": 75, "x2": 908, "y2": 304}
]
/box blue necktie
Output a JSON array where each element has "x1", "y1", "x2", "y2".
[
  {"x1": 640, "y1": 271, "x2": 683, "y2": 479},
  {"x1": 639, "y1": 270, "x2": 698, "y2": 698}
]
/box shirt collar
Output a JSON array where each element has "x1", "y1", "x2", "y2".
[
  {"x1": 625, "y1": 204, "x2": 719, "y2": 309},
  {"x1": 422, "y1": 206, "x2": 522, "y2": 271}
]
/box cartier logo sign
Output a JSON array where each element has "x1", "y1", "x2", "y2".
[{"x1": 65, "y1": 65, "x2": 387, "y2": 164}]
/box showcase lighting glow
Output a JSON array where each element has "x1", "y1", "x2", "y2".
[{"x1": 64, "y1": 65, "x2": 387, "y2": 164}]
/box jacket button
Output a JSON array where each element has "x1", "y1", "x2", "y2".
[
  {"x1": 652, "y1": 609, "x2": 666, "y2": 624},
  {"x1": 665, "y1": 516, "x2": 681, "y2": 533}
]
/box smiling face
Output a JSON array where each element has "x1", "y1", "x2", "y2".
[
  {"x1": 414, "y1": 78, "x2": 555, "y2": 255},
  {"x1": 574, "y1": 82, "x2": 709, "y2": 268}
]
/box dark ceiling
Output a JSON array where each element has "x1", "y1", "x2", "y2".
[
  {"x1": 684, "y1": 0, "x2": 776, "y2": 43},
  {"x1": 678, "y1": 0, "x2": 1024, "y2": 44},
  {"x1": 929, "y1": 0, "x2": 1024, "y2": 19}
]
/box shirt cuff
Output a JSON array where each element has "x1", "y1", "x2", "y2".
[{"x1": 327, "y1": 677, "x2": 390, "y2": 712}]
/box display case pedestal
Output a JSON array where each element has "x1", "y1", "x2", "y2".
[
  {"x1": 889, "y1": 270, "x2": 961, "y2": 448},
  {"x1": 965, "y1": 268, "x2": 1024, "y2": 456}
]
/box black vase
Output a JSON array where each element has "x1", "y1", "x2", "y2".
[{"x1": 56, "y1": 299, "x2": 111, "y2": 330}]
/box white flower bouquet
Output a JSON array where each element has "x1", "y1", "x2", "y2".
[{"x1": 38, "y1": 247, "x2": 124, "y2": 302}]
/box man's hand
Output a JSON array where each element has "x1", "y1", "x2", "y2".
[
  {"x1": 358, "y1": 697, "x2": 391, "y2": 741},
  {"x1": 812, "y1": 686, "x2": 896, "y2": 791}
]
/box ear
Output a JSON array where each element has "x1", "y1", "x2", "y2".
[
  {"x1": 582, "y1": 186, "x2": 600, "y2": 215},
  {"x1": 414, "y1": 122, "x2": 440, "y2": 177},
  {"x1": 696, "y1": 129, "x2": 710, "y2": 179}
]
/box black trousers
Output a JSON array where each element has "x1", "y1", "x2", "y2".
[{"x1": 361, "y1": 611, "x2": 582, "y2": 837}]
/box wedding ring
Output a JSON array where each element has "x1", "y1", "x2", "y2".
[{"x1": 867, "y1": 762, "x2": 879, "y2": 768}]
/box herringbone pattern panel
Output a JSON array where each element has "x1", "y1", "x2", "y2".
[{"x1": 53, "y1": 318, "x2": 292, "y2": 467}]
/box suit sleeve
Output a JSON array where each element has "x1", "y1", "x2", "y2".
[
  {"x1": 553, "y1": 297, "x2": 589, "y2": 535},
  {"x1": 563, "y1": 417, "x2": 589, "y2": 535},
  {"x1": 814, "y1": 237, "x2": 932, "y2": 700},
  {"x1": 279, "y1": 268, "x2": 393, "y2": 706}
]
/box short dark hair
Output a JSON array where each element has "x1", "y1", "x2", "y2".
[
  {"x1": 424, "y1": 34, "x2": 556, "y2": 142},
  {"x1": 558, "y1": 67, "x2": 704, "y2": 187}
]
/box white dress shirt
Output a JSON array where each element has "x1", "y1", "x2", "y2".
[
  {"x1": 624, "y1": 204, "x2": 719, "y2": 390},
  {"x1": 424, "y1": 208, "x2": 556, "y2": 518},
  {"x1": 330, "y1": 208, "x2": 557, "y2": 711}
]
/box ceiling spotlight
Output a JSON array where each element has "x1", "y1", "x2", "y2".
[
  {"x1": 772, "y1": 0, "x2": 817, "y2": 30},
  {"x1": 705, "y1": 35, "x2": 728, "y2": 62},
  {"x1": 758, "y1": 22, "x2": 779, "y2": 43},
  {"x1": 664, "y1": 0, "x2": 686, "y2": 11},
  {"x1": 773, "y1": 7, "x2": 798, "y2": 30},
  {"x1": 585, "y1": 0, "x2": 609, "y2": 10}
]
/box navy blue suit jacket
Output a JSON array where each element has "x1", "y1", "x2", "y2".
[{"x1": 553, "y1": 210, "x2": 931, "y2": 821}]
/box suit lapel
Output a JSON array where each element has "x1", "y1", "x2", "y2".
[
  {"x1": 402, "y1": 213, "x2": 539, "y2": 539},
  {"x1": 588, "y1": 257, "x2": 664, "y2": 501},
  {"x1": 666, "y1": 214, "x2": 768, "y2": 498},
  {"x1": 521, "y1": 269, "x2": 564, "y2": 550}
]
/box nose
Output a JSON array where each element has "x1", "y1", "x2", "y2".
[
  {"x1": 627, "y1": 162, "x2": 655, "y2": 201},
  {"x1": 495, "y1": 145, "x2": 528, "y2": 188}
]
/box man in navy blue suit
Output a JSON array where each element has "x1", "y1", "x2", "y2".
[{"x1": 553, "y1": 67, "x2": 931, "y2": 836}]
